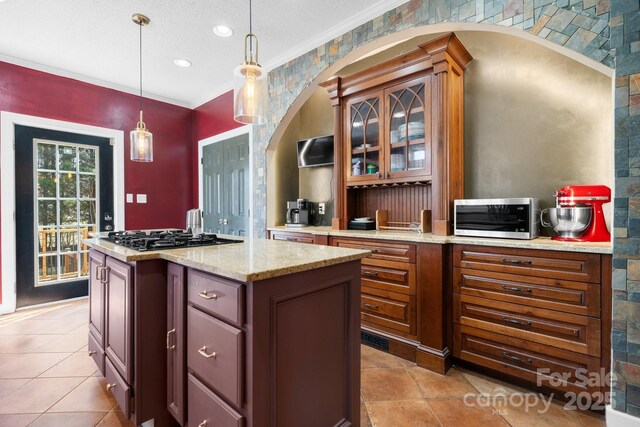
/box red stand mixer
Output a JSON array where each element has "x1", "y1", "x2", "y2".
[{"x1": 541, "y1": 185, "x2": 611, "y2": 242}]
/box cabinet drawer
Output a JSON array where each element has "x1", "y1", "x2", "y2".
[
  {"x1": 270, "y1": 231, "x2": 315, "y2": 244},
  {"x1": 453, "y1": 245, "x2": 600, "y2": 283},
  {"x1": 361, "y1": 287, "x2": 416, "y2": 336},
  {"x1": 105, "y1": 357, "x2": 132, "y2": 419},
  {"x1": 454, "y1": 268, "x2": 600, "y2": 317},
  {"x1": 453, "y1": 324, "x2": 601, "y2": 394},
  {"x1": 332, "y1": 238, "x2": 415, "y2": 263},
  {"x1": 88, "y1": 333, "x2": 105, "y2": 376},
  {"x1": 454, "y1": 294, "x2": 600, "y2": 356},
  {"x1": 188, "y1": 269, "x2": 243, "y2": 326},
  {"x1": 361, "y1": 261, "x2": 415, "y2": 295},
  {"x1": 188, "y1": 374, "x2": 244, "y2": 427},
  {"x1": 187, "y1": 307, "x2": 243, "y2": 408}
]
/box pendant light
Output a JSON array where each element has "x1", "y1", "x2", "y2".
[
  {"x1": 130, "y1": 13, "x2": 153, "y2": 162},
  {"x1": 233, "y1": 0, "x2": 267, "y2": 125}
]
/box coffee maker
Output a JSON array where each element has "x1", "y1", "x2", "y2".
[
  {"x1": 286, "y1": 199, "x2": 312, "y2": 227},
  {"x1": 540, "y1": 185, "x2": 611, "y2": 242}
]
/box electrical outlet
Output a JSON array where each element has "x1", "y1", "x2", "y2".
[{"x1": 319, "y1": 202, "x2": 326, "y2": 215}]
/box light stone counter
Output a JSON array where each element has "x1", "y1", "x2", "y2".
[
  {"x1": 84, "y1": 235, "x2": 370, "y2": 282},
  {"x1": 268, "y1": 226, "x2": 612, "y2": 254}
]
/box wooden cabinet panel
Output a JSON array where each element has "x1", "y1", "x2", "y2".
[
  {"x1": 454, "y1": 294, "x2": 600, "y2": 356},
  {"x1": 105, "y1": 357, "x2": 132, "y2": 418},
  {"x1": 187, "y1": 269, "x2": 243, "y2": 326},
  {"x1": 188, "y1": 374, "x2": 244, "y2": 427},
  {"x1": 187, "y1": 306, "x2": 243, "y2": 408},
  {"x1": 269, "y1": 230, "x2": 316, "y2": 244},
  {"x1": 454, "y1": 268, "x2": 600, "y2": 317},
  {"x1": 361, "y1": 260, "x2": 415, "y2": 295},
  {"x1": 453, "y1": 325, "x2": 601, "y2": 394},
  {"x1": 453, "y1": 245, "x2": 600, "y2": 283},
  {"x1": 332, "y1": 238, "x2": 415, "y2": 263},
  {"x1": 88, "y1": 332, "x2": 105, "y2": 376},
  {"x1": 167, "y1": 263, "x2": 186, "y2": 426},
  {"x1": 104, "y1": 256, "x2": 133, "y2": 383},
  {"x1": 88, "y1": 250, "x2": 105, "y2": 347},
  {"x1": 361, "y1": 287, "x2": 416, "y2": 337}
]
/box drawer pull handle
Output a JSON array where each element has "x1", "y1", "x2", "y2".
[
  {"x1": 286, "y1": 237, "x2": 299, "y2": 242},
  {"x1": 106, "y1": 383, "x2": 116, "y2": 392},
  {"x1": 501, "y1": 316, "x2": 532, "y2": 327},
  {"x1": 199, "y1": 290, "x2": 218, "y2": 300},
  {"x1": 88, "y1": 351, "x2": 96, "y2": 356},
  {"x1": 100, "y1": 266, "x2": 109, "y2": 284},
  {"x1": 198, "y1": 421, "x2": 207, "y2": 427},
  {"x1": 502, "y1": 258, "x2": 532, "y2": 265},
  {"x1": 502, "y1": 285, "x2": 532, "y2": 293},
  {"x1": 362, "y1": 271, "x2": 379, "y2": 277},
  {"x1": 166, "y1": 329, "x2": 175, "y2": 350},
  {"x1": 198, "y1": 346, "x2": 217, "y2": 359},
  {"x1": 362, "y1": 302, "x2": 379, "y2": 310},
  {"x1": 502, "y1": 351, "x2": 532, "y2": 365}
]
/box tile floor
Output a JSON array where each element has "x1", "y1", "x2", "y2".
[{"x1": 0, "y1": 300, "x2": 606, "y2": 426}]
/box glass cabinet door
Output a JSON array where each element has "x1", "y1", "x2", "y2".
[
  {"x1": 347, "y1": 93, "x2": 381, "y2": 182},
  {"x1": 386, "y1": 77, "x2": 431, "y2": 179}
]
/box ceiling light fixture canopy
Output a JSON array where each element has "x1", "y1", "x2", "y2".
[
  {"x1": 233, "y1": 0, "x2": 266, "y2": 125},
  {"x1": 130, "y1": 13, "x2": 153, "y2": 162}
]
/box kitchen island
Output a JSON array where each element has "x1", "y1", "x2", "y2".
[{"x1": 84, "y1": 235, "x2": 370, "y2": 427}]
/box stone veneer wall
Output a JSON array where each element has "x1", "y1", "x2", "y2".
[{"x1": 251, "y1": 0, "x2": 637, "y2": 415}]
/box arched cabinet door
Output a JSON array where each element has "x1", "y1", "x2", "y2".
[
  {"x1": 384, "y1": 76, "x2": 432, "y2": 180},
  {"x1": 344, "y1": 90, "x2": 383, "y2": 184}
]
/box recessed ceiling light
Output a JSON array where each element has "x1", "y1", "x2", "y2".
[
  {"x1": 173, "y1": 58, "x2": 192, "y2": 68},
  {"x1": 213, "y1": 25, "x2": 233, "y2": 38}
]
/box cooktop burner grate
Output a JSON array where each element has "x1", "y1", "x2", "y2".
[{"x1": 102, "y1": 230, "x2": 243, "y2": 251}]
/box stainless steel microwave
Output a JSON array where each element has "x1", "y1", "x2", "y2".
[{"x1": 454, "y1": 198, "x2": 540, "y2": 240}]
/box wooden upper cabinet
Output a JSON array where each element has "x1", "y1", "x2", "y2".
[{"x1": 321, "y1": 32, "x2": 472, "y2": 234}]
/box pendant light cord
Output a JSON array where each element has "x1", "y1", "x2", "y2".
[
  {"x1": 249, "y1": 0, "x2": 253, "y2": 52},
  {"x1": 139, "y1": 20, "x2": 143, "y2": 114}
]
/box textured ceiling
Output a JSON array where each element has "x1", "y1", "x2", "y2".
[{"x1": 0, "y1": 0, "x2": 407, "y2": 108}]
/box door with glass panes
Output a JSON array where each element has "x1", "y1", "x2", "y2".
[{"x1": 15, "y1": 126, "x2": 113, "y2": 308}]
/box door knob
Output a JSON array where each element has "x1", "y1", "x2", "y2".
[
  {"x1": 218, "y1": 219, "x2": 223, "y2": 224},
  {"x1": 104, "y1": 225, "x2": 113, "y2": 231}
]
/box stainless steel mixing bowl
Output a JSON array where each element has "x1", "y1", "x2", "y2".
[{"x1": 540, "y1": 207, "x2": 592, "y2": 238}]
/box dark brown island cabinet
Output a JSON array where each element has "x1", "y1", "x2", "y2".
[{"x1": 87, "y1": 247, "x2": 365, "y2": 427}]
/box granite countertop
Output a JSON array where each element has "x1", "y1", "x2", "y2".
[
  {"x1": 84, "y1": 235, "x2": 370, "y2": 282},
  {"x1": 268, "y1": 226, "x2": 613, "y2": 254}
]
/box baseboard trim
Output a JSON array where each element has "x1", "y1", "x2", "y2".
[{"x1": 606, "y1": 405, "x2": 640, "y2": 426}]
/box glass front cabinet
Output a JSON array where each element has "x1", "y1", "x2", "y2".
[
  {"x1": 345, "y1": 76, "x2": 432, "y2": 185},
  {"x1": 322, "y1": 32, "x2": 472, "y2": 233}
]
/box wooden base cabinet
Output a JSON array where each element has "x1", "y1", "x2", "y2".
[
  {"x1": 330, "y1": 237, "x2": 451, "y2": 374},
  {"x1": 87, "y1": 251, "x2": 174, "y2": 426},
  {"x1": 452, "y1": 244, "x2": 611, "y2": 397},
  {"x1": 185, "y1": 262, "x2": 361, "y2": 427}
]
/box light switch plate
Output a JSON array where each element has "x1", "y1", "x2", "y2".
[
  {"x1": 126, "y1": 193, "x2": 133, "y2": 203},
  {"x1": 136, "y1": 194, "x2": 147, "y2": 204},
  {"x1": 319, "y1": 202, "x2": 326, "y2": 215}
]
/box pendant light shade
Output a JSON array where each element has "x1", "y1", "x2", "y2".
[
  {"x1": 130, "y1": 13, "x2": 153, "y2": 162},
  {"x1": 234, "y1": 1, "x2": 267, "y2": 125}
]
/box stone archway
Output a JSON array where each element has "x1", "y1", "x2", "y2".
[{"x1": 254, "y1": 2, "x2": 612, "y2": 237}]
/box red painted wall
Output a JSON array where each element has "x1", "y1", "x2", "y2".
[
  {"x1": 0, "y1": 61, "x2": 194, "y2": 303},
  {"x1": 191, "y1": 90, "x2": 241, "y2": 205}
]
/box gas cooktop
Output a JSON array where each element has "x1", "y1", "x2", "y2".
[{"x1": 102, "y1": 230, "x2": 243, "y2": 252}]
